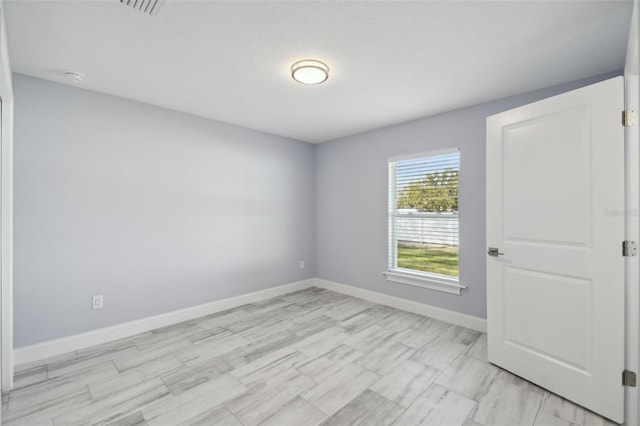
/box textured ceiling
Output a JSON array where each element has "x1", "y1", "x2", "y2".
[{"x1": 4, "y1": 0, "x2": 634, "y2": 143}]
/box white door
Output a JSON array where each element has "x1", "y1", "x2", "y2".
[{"x1": 486, "y1": 77, "x2": 625, "y2": 423}]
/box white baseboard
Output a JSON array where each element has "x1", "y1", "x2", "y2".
[
  {"x1": 314, "y1": 278, "x2": 487, "y2": 332},
  {"x1": 14, "y1": 279, "x2": 315, "y2": 367},
  {"x1": 14, "y1": 277, "x2": 486, "y2": 369}
]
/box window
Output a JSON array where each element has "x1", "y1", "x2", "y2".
[{"x1": 384, "y1": 148, "x2": 465, "y2": 295}]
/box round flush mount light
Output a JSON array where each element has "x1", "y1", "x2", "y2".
[
  {"x1": 64, "y1": 71, "x2": 85, "y2": 83},
  {"x1": 291, "y1": 60, "x2": 329, "y2": 85}
]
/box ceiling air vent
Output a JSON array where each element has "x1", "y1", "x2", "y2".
[{"x1": 119, "y1": 0, "x2": 163, "y2": 16}]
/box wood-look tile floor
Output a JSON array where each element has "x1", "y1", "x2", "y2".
[{"x1": 2, "y1": 287, "x2": 618, "y2": 426}]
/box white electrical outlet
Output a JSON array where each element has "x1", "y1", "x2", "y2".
[
  {"x1": 299, "y1": 260, "x2": 305, "y2": 269},
  {"x1": 92, "y1": 295, "x2": 104, "y2": 310}
]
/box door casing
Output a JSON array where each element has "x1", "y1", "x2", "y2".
[
  {"x1": 624, "y1": 1, "x2": 639, "y2": 425},
  {"x1": 0, "y1": 2, "x2": 15, "y2": 393}
]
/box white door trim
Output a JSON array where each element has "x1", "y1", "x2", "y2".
[
  {"x1": 0, "y1": 1, "x2": 14, "y2": 391},
  {"x1": 624, "y1": 2, "x2": 639, "y2": 424}
]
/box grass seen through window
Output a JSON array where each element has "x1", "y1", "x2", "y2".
[{"x1": 396, "y1": 243, "x2": 459, "y2": 277}]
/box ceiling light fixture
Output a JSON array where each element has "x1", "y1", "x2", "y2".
[
  {"x1": 291, "y1": 60, "x2": 329, "y2": 85},
  {"x1": 64, "y1": 71, "x2": 85, "y2": 83}
]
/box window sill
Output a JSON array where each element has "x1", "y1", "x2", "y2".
[{"x1": 382, "y1": 269, "x2": 466, "y2": 295}]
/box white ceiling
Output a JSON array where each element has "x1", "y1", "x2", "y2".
[{"x1": 4, "y1": 0, "x2": 633, "y2": 143}]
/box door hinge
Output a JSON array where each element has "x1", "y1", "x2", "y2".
[
  {"x1": 623, "y1": 240, "x2": 638, "y2": 257},
  {"x1": 623, "y1": 110, "x2": 638, "y2": 127},
  {"x1": 623, "y1": 370, "x2": 637, "y2": 387}
]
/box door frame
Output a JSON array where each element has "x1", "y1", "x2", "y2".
[
  {"x1": 624, "y1": 1, "x2": 639, "y2": 425},
  {"x1": 0, "y1": 1, "x2": 14, "y2": 391}
]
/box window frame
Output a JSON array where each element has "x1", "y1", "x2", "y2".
[{"x1": 383, "y1": 148, "x2": 466, "y2": 295}]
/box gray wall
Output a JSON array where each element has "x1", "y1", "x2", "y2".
[
  {"x1": 13, "y1": 70, "x2": 622, "y2": 347},
  {"x1": 13, "y1": 74, "x2": 316, "y2": 347},
  {"x1": 315, "y1": 71, "x2": 621, "y2": 319}
]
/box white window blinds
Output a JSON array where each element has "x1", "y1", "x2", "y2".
[{"x1": 388, "y1": 149, "x2": 460, "y2": 279}]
